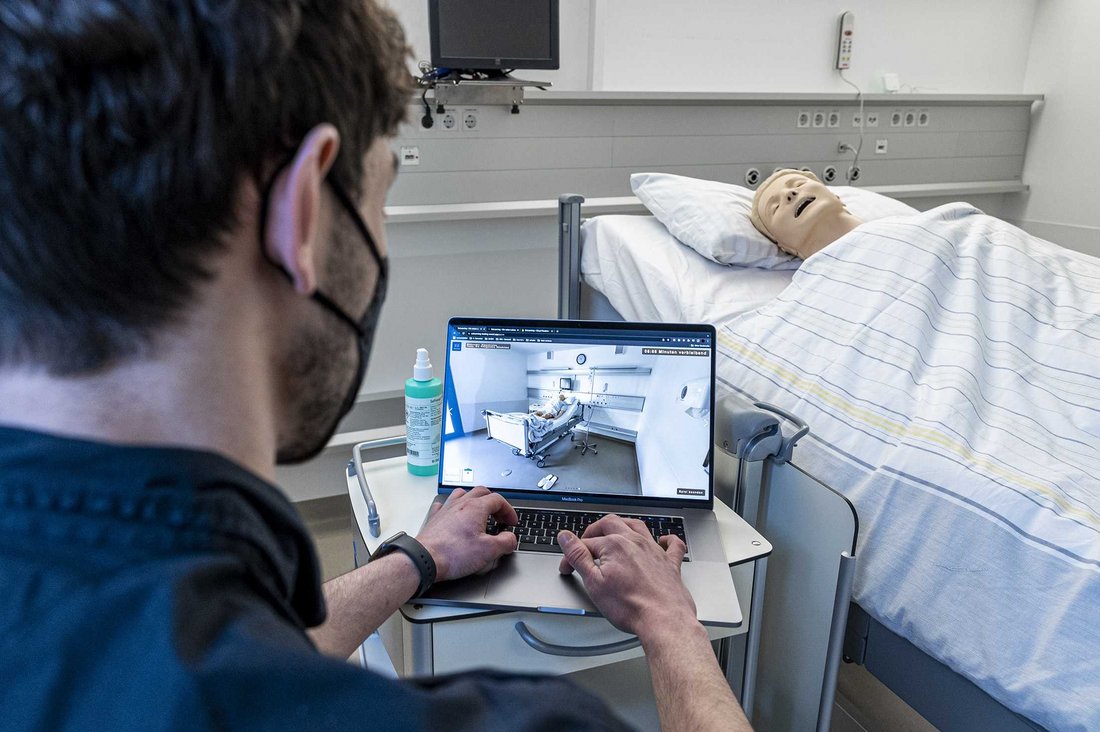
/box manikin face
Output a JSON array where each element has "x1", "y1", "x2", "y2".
[{"x1": 755, "y1": 173, "x2": 848, "y2": 259}]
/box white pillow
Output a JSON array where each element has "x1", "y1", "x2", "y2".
[{"x1": 630, "y1": 172, "x2": 918, "y2": 269}]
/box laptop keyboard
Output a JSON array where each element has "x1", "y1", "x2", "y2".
[{"x1": 487, "y1": 508, "x2": 690, "y2": 561}]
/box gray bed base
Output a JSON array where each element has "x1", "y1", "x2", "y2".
[{"x1": 557, "y1": 192, "x2": 1048, "y2": 732}]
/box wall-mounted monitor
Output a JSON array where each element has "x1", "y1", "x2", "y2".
[
  {"x1": 559, "y1": 377, "x2": 573, "y2": 391},
  {"x1": 429, "y1": 0, "x2": 560, "y2": 73}
]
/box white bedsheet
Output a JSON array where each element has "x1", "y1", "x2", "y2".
[
  {"x1": 718, "y1": 204, "x2": 1100, "y2": 731},
  {"x1": 579, "y1": 215, "x2": 795, "y2": 323}
]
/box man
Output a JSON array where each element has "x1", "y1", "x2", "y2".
[
  {"x1": 0, "y1": 2, "x2": 750, "y2": 730},
  {"x1": 749, "y1": 169, "x2": 864, "y2": 259}
]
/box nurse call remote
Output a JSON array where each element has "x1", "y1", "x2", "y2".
[{"x1": 836, "y1": 12, "x2": 855, "y2": 70}]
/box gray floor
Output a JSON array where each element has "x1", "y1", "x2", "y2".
[
  {"x1": 443, "y1": 429, "x2": 642, "y2": 495},
  {"x1": 299, "y1": 495, "x2": 937, "y2": 731}
]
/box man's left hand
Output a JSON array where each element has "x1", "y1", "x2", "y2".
[{"x1": 416, "y1": 486, "x2": 519, "y2": 581}]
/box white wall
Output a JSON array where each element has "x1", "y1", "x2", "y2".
[
  {"x1": 592, "y1": 0, "x2": 1036, "y2": 94},
  {"x1": 1005, "y1": 1, "x2": 1100, "y2": 257},
  {"x1": 634, "y1": 356, "x2": 711, "y2": 498},
  {"x1": 390, "y1": 1, "x2": 1037, "y2": 95},
  {"x1": 448, "y1": 346, "x2": 528, "y2": 432}
]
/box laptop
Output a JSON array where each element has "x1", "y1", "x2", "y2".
[{"x1": 417, "y1": 317, "x2": 742, "y2": 627}]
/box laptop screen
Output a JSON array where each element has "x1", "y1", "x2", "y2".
[{"x1": 439, "y1": 318, "x2": 715, "y2": 509}]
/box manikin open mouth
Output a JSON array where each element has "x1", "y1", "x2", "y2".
[{"x1": 794, "y1": 197, "x2": 816, "y2": 218}]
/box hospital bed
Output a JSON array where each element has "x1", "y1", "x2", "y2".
[
  {"x1": 556, "y1": 187, "x2": 1099, "y2": 732},
  {"x1": 482, "y1": 397, "x2": 584, "y2": 468}
]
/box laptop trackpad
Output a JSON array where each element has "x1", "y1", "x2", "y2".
[{"x1": 486, "y1": 553, "x2": 598, "y2": 614}]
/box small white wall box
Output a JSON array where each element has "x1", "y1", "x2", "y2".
[{"x1": 680, "y1": 378, "x2": 711, "y2": 418}]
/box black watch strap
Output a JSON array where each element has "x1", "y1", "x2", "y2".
[{"x1": 369, "y1": 531, "x2": 436, "y2": 599}]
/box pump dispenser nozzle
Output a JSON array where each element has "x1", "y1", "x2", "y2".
[{"x1": 413, "y1": 348, "x2": 433, "y2": 381}]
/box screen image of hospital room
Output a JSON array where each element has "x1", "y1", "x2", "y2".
[{"x1": 441, "y1": 340, "x2": 712, "y2": 499}]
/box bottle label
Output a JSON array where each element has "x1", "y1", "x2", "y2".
[{"x1": 406, "y1": 394, "x2": 443, "y2": 467}]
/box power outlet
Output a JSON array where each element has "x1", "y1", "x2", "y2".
[
  {"x1": 827, "y1": 110, "x2": 841, "y2": 128},
  {"x1": 462, "y1": 108, "x2": 479, "y2": 130},
  {"x1": 903, "y1": 109, "x2": 917, "y2": 127},
  {"x1": 812, "y1": 110, "x2": 826, "y2": 128},
  {"x1": 865, "y1": 112, "x2": 880, "y2": 127},
  {"x1": 399, "y1": 146, "x2": 421, "y2": 166},
  {"x1": 796, "y1": 110, "x2": 811, "y2": 128},
  {"x1": 823, "y1": 165, "x2": 838, "y2": 183},
  {"x1": 441, "y1": 112, "x2": 457, "y2": 130},
  {"x1": 874, "y1": 139, "x2": 888, "y2": 154},
  {"x1": 917, "y1": 109, "x2": 930, "y2": 127},
  {"x1": 744, "y1": 168, "x2": 762, "y2": 187}
]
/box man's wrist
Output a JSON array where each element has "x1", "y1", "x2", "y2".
[
  {"x1": 414, "y1": 535, "x2": 448, "y2": 581},
  {"x1": 370, "y1": 532, "x2": 436, "y2": 598},
  {"x1": 637, "y1": 612, "x2": 709, "y2": 655}
]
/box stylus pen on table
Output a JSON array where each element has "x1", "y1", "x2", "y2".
[{"x1": 351, "y1": 437, "x2": 408, "y2": 538}]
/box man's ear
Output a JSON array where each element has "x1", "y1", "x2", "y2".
[{"x1": 263, "y1": 124, "x2": 341, "y2": 295}]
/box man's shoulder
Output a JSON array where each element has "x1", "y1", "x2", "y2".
[{"x1": 0, "y1": 547, "x2": 627, "y2": 731}]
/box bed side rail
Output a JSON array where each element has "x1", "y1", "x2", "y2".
[
  {"x1": 557, "y1": 194, "x2": 585, "y2": 319},
  {"x1": 715, "y1": 396, "x2": 858, "y2": 732}
]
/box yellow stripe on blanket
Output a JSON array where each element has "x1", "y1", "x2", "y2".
[{"x1": 717, "y1": 330, "x2": 1100, "y2": 529}]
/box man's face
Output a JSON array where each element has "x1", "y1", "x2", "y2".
[
  {"x1": 275, "y1": 138, "x2": 398, "y2": 461},
  {"x1": 756, "y1": 174, "x2": 847, "y2": 258}
]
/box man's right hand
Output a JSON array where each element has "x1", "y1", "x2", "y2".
[
  {"x1": 556, "y1": 514, "x2": 697, "y2": 639},
  {"x1": 558, "y1": 516, "x2": 753, "y2": 731}
]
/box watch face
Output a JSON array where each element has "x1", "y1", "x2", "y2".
[{"x1": 576, "y1": 353, "x2": 587, "y2": 365}]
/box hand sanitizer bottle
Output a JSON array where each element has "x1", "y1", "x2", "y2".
[{"x1": 405, "y1": 348, "x2": 443, "y2": 476}]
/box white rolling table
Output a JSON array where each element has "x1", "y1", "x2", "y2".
[{"x1": 346, "y1": 456, "x2": 771, "y2": 716}]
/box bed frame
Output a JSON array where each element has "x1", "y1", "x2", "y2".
[
  {"x1": 556, "y1": 193, "x2": 1049, "y2": 732},
  {"x1": 482, "y1": 404, "x2": 584, "y2": 468}
]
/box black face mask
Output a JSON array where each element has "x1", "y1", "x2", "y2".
[{"x1": 259, "y1": 154, "x2": 389, "y2": 464}]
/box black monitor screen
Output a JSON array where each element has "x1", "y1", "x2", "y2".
[{"x1": 430, "y1": 0, "x2": 559, "y2": 71}]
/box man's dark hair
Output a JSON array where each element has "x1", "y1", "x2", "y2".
[{"x1": 0, "y1": 1, "x2": 409, "y2": 374}]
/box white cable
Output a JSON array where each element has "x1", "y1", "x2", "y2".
[{"x1": 838, "y1": 69, "x2": 864, "y2": 182}]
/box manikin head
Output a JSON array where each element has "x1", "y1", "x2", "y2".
[{"x1": 749, "y1": 169, "x2": 864, "y2": 259}]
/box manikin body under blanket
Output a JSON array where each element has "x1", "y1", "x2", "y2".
[
  {"x1": 530, "y1": 392, "x2": 576, "y2": 420},
  {"x1": 736, "y1": 169, "x2": 1100, "y2": 730}
]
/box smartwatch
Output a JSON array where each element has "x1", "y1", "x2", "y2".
[{"x1": 369, "y1": 531, "x2": 437, "y2": 599}]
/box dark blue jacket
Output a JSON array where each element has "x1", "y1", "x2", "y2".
[{"x1": 0, "y1": 427, "x2": 627, "y2": 730}]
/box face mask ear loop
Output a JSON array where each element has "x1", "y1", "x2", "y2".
[{"x1": 257, "y1": 154, "x2": 369, "y2": 340}]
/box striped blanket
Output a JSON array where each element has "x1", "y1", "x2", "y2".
[{"x1": 719, "y1": 203, "x2": 1100, "y2": 731}]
